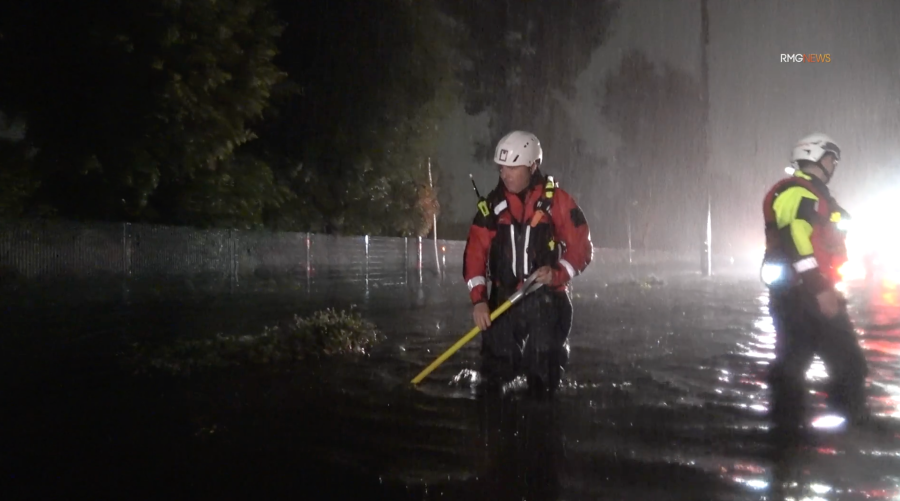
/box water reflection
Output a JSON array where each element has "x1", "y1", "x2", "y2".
[
  {"x1": 475, "y1": 395, "x2": 563, "y2": 499},
  {"x1": 746, "y1": 292, "x2": 777, "y2": 360},
  {"x1": 768, "y1": 435, "x2": 900, "y2": 500},
  {"x1": 854, "y1": 279, "x2": 900, "y2": 423},
  {"x1": 13, "y1": 267, "x2": 900, "y2": 499},
  {"x1": 160, "y1": 273, "x2": 895, "y2": 499},
  {"x1": 762, "y1": 279, "x2": 900, "y2": 500},
  {"x1": 679, "y1": 280, "x2": 900, "y2": 500},
  {"x1": 286, "y1": 276, "x2": 900, "y2": 498}
]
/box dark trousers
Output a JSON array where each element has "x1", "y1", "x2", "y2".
[
  {"x1": 480, "y1": 288, "x2": 573, "y2": 391},
  {"x1": 767, "y1": 287, "x2": 868, "y2": 426}
]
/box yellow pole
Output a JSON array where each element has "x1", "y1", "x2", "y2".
[{"x1": 410, "y1": 299, "x2": 516, "y2": 385}]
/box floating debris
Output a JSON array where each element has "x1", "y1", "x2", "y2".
[{"x1": 450, "y1": 368, "x2": 480, "y2": 387}]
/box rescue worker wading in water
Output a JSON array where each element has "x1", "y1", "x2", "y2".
[
  {"x1": 463, "y1": 131, "x2": 593, "y2": 396},
  {"x1": 761, "y1": 132, "x2": 869, "y2": 431}
]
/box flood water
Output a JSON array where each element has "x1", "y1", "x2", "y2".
[{"x1": 3, "y1": 268, "x2": 900, "y2": 500}]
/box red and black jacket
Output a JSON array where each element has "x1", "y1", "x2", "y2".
[{"x1": 463, "y1": 169, "x2": 593, "y2": 306}]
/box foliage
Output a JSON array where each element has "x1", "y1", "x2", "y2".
[
  {"x1": 129, "y1": 307, "x2": 381, "y2": 376},
  {"x1": 0, "y1": 141, "x2": 41, "y2": 218},
  {"x1": 1, "y1": 0, "x2": 626, "y2": 238},
  {"x1": 258, "y1": 0, "x2": 459, "y2": 236},
  {"x1": 164, "y1": 154, "x2": 293, "y2": 229},
  {"x1": 0, "y1": 0, "x2": 287, "y2": 223}
]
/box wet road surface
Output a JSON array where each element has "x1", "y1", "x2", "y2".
[{"x1": 3, "y1": 270, "x2": 900, "y2": 500}]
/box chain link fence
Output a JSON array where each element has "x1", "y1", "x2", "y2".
[
  {"x1": 1, "y1": 220, "x2": 712, "y2": 306},
  {"x1": 0, "y1": 220, "x2": 471, "y2": 304}
]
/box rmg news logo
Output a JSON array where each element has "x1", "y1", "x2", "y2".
[{"x1": 780, "y1": 53, "x2": 831, "y2": 63}]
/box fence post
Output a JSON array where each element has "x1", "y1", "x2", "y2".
[
  {"x1": 305, "y1": 232, "x2": 311, "y2": 292},
  {"x1": 364, "y1": 234, "x2": 370, "y2": 289},
  {"x1": 417, "y1": 236, "x2": 423, "y2": 284},
  {"x1": 122, "y1": 223, "x2": 132, "y2": 303},
  {"x1": 229, "y1": 229, "x2": 237, "y2": 294}
]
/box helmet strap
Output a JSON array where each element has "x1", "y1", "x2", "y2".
[{"x1": 812, "y1": 162, "x2": 833, "y2": 183}]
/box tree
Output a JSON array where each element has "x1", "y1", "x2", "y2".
[
  {"x1": 0, "y1": 140, "x2": 41, "y2": 218},
  {"x1": 165, "y1": 153, "x2": 293, "y2": 229},
  {"x1": 0, "y1": 0, "x2": 287, "y2": 226},
  {"x1": 600, "y1": 50, "x2": 707, "y2": 252},
  {"x1": 439, "y1": 0, "x2": 619, "y2": 165},
  {"x1": 253, "y1": 0, "x2": 459, "y2": 237},
  {"x1": 1, "y1": 0, "x2": 463, "y2": 236}
]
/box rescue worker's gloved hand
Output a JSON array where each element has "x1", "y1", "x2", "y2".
[
  {"x1": 534, "y1": 265, "x2": 555, "y2": 285},
  {"x1": 473, "y1": 302, "x2": 491, "y2": 330},
  {"x1": 816, "y1": 288, "x2": 840, "y2": 319},
  {"x1": 534, "y1": 264, "x2": 570, "y2": 287}
]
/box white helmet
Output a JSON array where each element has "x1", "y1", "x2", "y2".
[
  {"x1": 790, "y1": 133, "x2": 841, "y2": 168},
  {"x1": 494, "y1": 130, "x2": 542, "y2": 167}
]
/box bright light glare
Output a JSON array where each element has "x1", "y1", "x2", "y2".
[
  {"x1": 785, "y1": 166, "x2": 796, "y2": 175},
  {"x1": 761, "y1": 263, "x2": 783, "y2": 285},
  {"x1": 811, "y1": 414, "x2": 846, "y2": 429},
  {"x1": 743, "y1": 479, "x2": 768, "y2": 490},
  {"x1": 838, "y1": 260, "x2": 866, "y2": 282},
  {"x1": 810, "y1": 484, "x2": 832, "y2": 495},
  {"x1": 842, "y1": 189, "x2": 900, "y2": 283}
]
